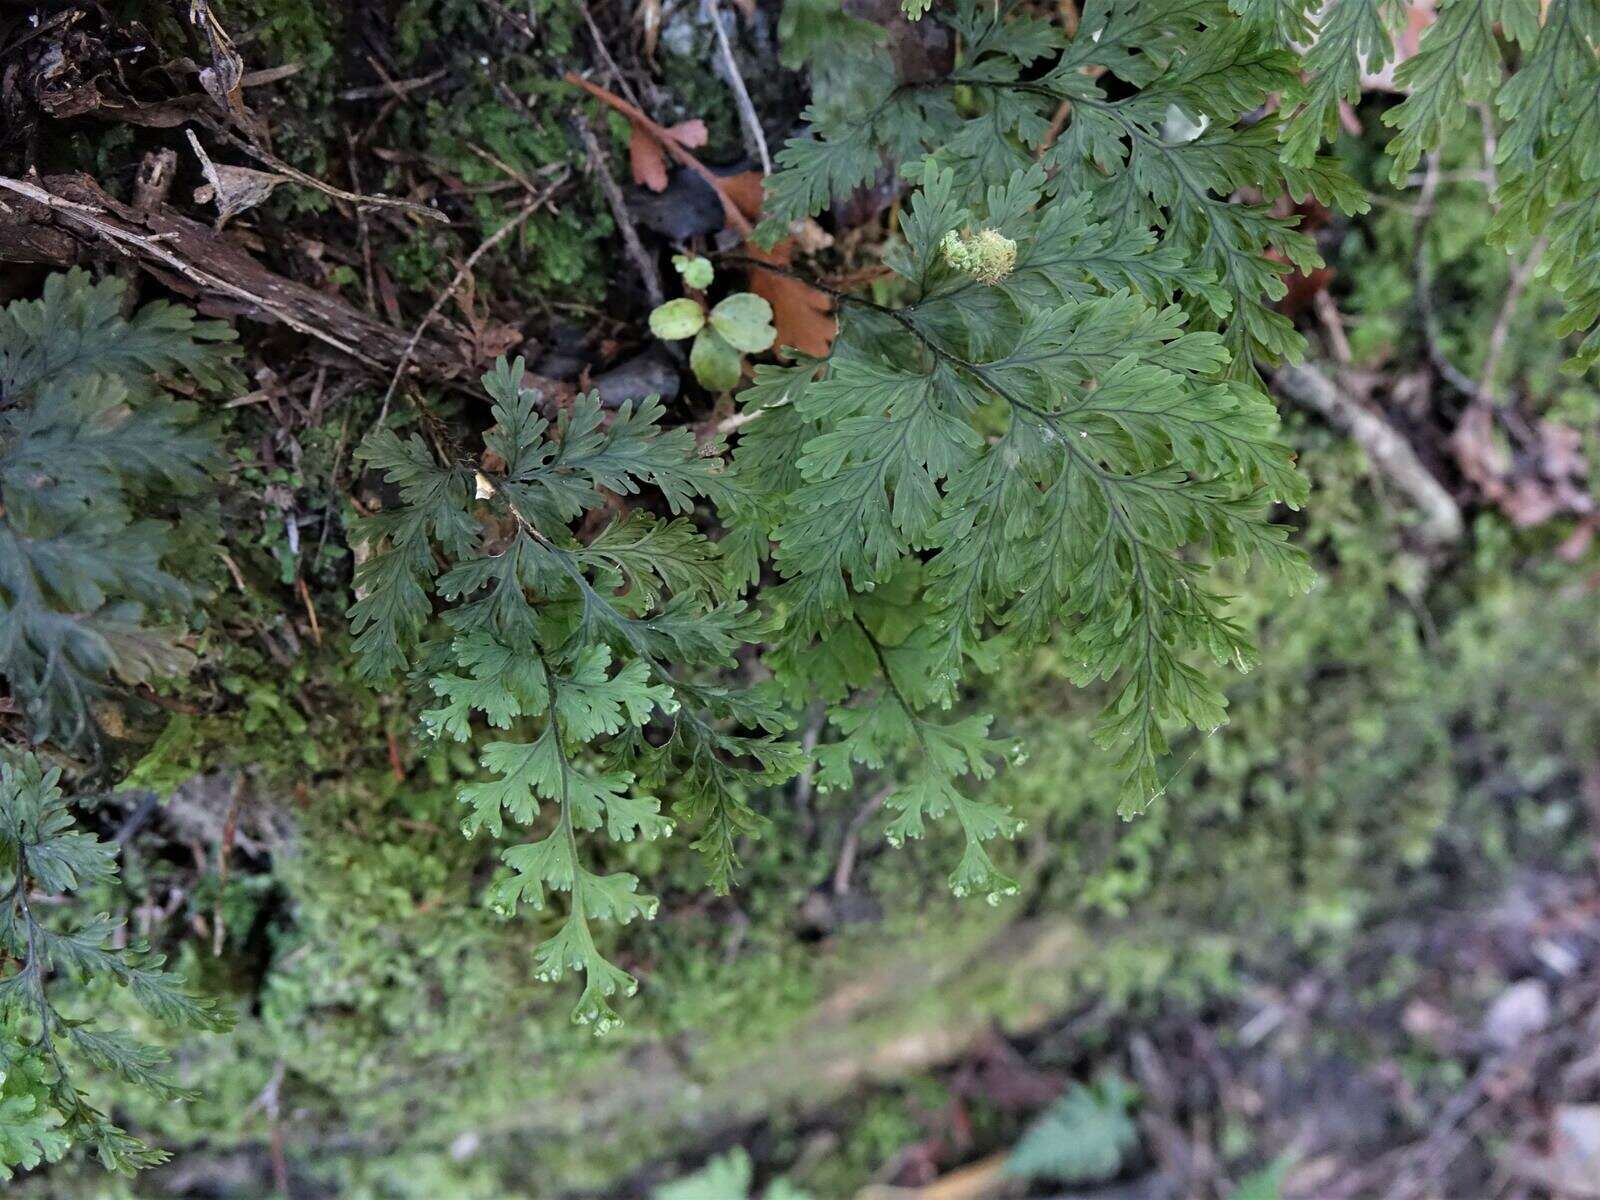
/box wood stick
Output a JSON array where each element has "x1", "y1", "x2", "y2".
[{"x1": 1273, "y1": 361, "x2": 1463, "y2": 548}]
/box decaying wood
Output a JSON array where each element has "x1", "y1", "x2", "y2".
[
  {"x1": 1273, "y1": 361, "x2": 1464, "y2": 548},
  {"x1": 0, "y1": 186, "x2": 80, "y2": 266},
  {"x1": 0, "y1": 172, "x2": 458, "y2": 380},
  {"x1": 116, "y1": 149, "x2": 179, "y2": 314}
]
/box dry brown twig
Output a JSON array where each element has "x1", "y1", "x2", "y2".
[
  {"x1": 481, "y1": 0, "x2": 542, "y2": 44},
  {"x1": 376, "y1": 166, "x2": 569, "y2": 423},
  {"x1": 574, "y1": 115, "x2": 665, "y2": 309},
  {"x1": 707, "y1": 0, "x2": 773, "y2": 174},
  {"x1": 832, "y1": 786, "x2": 890, "y2": 897},
  {"x1": 0, "y1": 173, "x2": 389, "y2": 368},
  {"x1": 1412, "y1": 154, "x2": 1481, "y2": 398},
  {"x1": 203, "y1": 123, "x2": 448, "y2": 223},
  {"x1": 579, "y1": 1, "x2": 646, "y2": 109},
  {"x1": 1313, "y1": 288, "x2": 1354, "y2": 365},
  {"x1": 338, "y1": 66, "x2": 448, "y2": 103},
  {"x1": 1273, "y1": 361, "x2": 1463, "y2": 548},
  {"x1": 1475, "y1": 234, "x2": 1547, "y2": 405},
  {"x1": 565, "y1": 72, "x2": 753, "y2": 237}
]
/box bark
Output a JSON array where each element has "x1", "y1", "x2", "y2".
[{"x1": 0, "y1": 173, "x2": 460, "y2": 380}]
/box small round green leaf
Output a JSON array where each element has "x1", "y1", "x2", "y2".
[
  {"x1": 708, "y1": 293, "x2": 776, "y2": 354},
  {"x1": 672, "y1": 254, "x2": 715, "y2": 289},
  {"x1": 649, "y1": 298, "x2": 706, "y2": 341},
  {"x1": 690, "y1": 328, "x2": 743, "y2": 391}
]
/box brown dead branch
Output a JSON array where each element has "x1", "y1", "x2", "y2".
[
  {"x1": 575, "y1": 114, "x2": 664, "y2": 310},
  {"x1": 1273, "y1": 361, "x2": 1464, "y2": 548},
  {"x1": 0, "y1": 172, "x2": 459, "y2": 379}
]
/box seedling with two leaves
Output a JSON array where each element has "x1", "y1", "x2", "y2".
[{"x1": 649, "y1": 255, "x2": 776, "y2": 391}]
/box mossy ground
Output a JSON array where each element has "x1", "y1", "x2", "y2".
[{"x1": 17, "y1": 395, "x2": 1596, "y2": 1196}]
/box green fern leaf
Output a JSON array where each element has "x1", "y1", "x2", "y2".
[
  {"x1": 350, "y1": 359, "x2": 798, "y2": 1025},
  {"x1": 0, "y1": 270, "x2": 235, "y2": 751},
  {"x1": 0, "y1": 753, "x2": 233, "y2": 1175}
]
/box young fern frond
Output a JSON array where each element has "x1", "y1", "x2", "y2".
[{"x1": 349, "y1": 360, "x2": 800, "y2": 1027}]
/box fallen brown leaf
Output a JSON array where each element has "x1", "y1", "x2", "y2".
[
  {"x1": 629, "y1": 125, "x2": 668, "y2": 192},
  {"x1": 668, "y1": 119, "x2": 708, "y2": 149},
  {"x1": 568, "y1": 74, "x2": 751, "y2": 235},
  {"x1": 747, "y1": 240, "x2": 836, "y2": 358},
  {"x1": 629, "y1": 120, "x2": 708, "y2": 192},
  {"x1": 186, "y1": 129, "x2": 285, "y2": 226},
  {"x1": 720, "y1": 168, "x2": 766, "y2": 224}
]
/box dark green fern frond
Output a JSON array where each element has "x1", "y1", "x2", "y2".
[
  {"x1": 1284, "y1": 0, "x2": 1599, "y2": 366},
  {"x1": 0, "y1": 270, "x2": 236, "y2": 753}
]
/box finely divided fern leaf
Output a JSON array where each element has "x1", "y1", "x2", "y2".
[
  {"x1": 1006, "y1": 1075, "x2": 1139, "y2": 1184},
  {"x1": 0, "y1": 270, "x2": 235, "y2": 752},
  {"x1": 0, "y1": 754, "x2": 234, "y2": 1174},
  {"x1": 1283, "y1": 0, "x2": 1599, "y2": 365},
  {"x1": 747, "y1": 151, "x2": 1312, "y2": 838},
  {"x1": 350, "y1": 360, "x2": 799, "y2": 1029}
]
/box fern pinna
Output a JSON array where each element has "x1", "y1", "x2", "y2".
[{"x1": 345, "y1": 0, "x2": 1600, "y2": 1023}]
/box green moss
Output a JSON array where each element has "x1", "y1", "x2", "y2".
[
  {"x1": 12, "y1": 382, "x2": 1591, "y2": 1196},
  {"x1": 227, "y1": 0, "x2": 343, "y2": 185},
  {"x1": 221, "y1": 0, "x2": 613, "y2": 301},
  {"x1": 397, "y1": 85, "x2": 614, "y2": 298},
  {"x1": 377, "y1": 2, "x2": 611, "y2": 305}
]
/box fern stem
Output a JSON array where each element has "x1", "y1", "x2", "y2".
[
  {"x1": 850, "y1": 611, "x2": 936, "y2": 760},
  {"x1": 540, "y1": 658, "x2": 593, "y2": 941},
  {"x1": 11, "y1": 854, "x2": 60, "y2": 1067}
]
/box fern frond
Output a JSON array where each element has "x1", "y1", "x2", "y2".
[
  {"x1": 0, "y1": 270, "x2": 235, "y2": 752},
  {"x1": 755, "y1": 148, "x2": 1311, "y2": 826},
  {"x1": 350, "y1": 359, "x2": 798, "y2": 1026},
  {"x1": 0, "y1": 754, "x2": 234, "y2": 1174}
]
